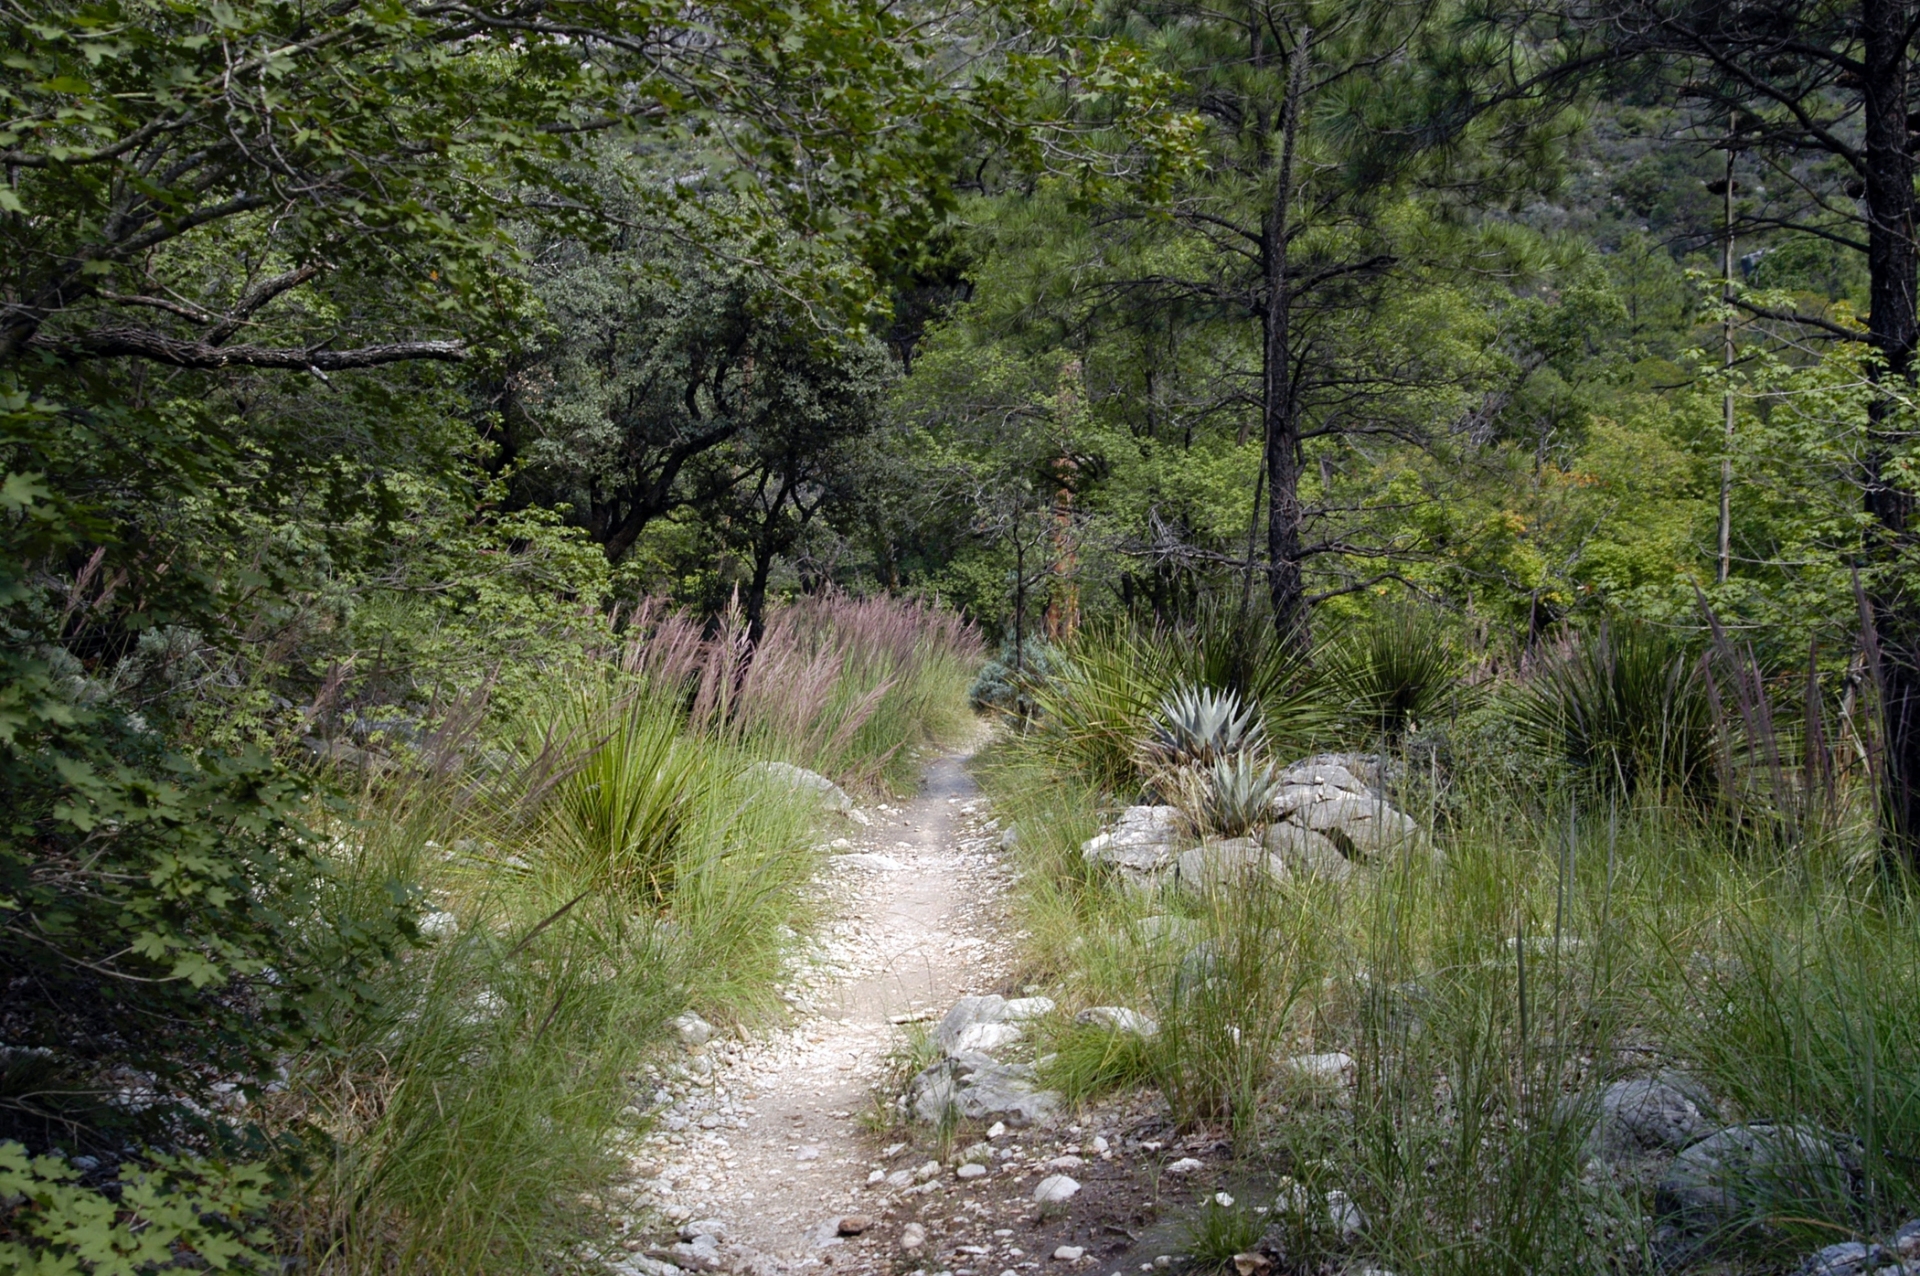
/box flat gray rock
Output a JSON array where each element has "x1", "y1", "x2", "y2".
[
  {"x1": 1272, "y1": 760, "x2": 1371, "y2": 794},
  {"x1": 1297, "y1": 795, "x2": 1420, "y2": 859},
  {"x1": 1656, "y1": 1123, "x2": 1851, "y2": 1247},
  {"x1": 1174, "y1": 837, "x2": 1276, "y2": 891},
  {"x1": 1264, "y1": 822, "x2": 1353, "y2": 880},
  {"x1": 936, "y1": 994, "x2": 1010, "y2": 1054},
  {"x1": 749, "y1": 761, "x2": 852, "y2": 811},
  {"x1": 908, "y1": 1054, "x2": 1061, "y2": 1127},
  {"x1": 1589, "y1": 1077, "x2": 1711, "y2": 1159},
  {"x1": 1082, "y1": 805, "x2": 1187, "y2": 874}
]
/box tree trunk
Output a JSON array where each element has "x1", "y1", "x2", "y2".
[
  {"x1": 1861, "y1": 0, "x2": 1920, "y2": 865},
  {"x1": 1262, "y1": 28, "x2": 1311, "y2": 649}
]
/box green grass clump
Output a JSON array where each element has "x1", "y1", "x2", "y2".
[
  {"x1": 1182, "y1": 1193, "x2": 1267, "y2": 1269},
  {"x1": 1041, "y1": 1024, "x2": 1156, "y2": 1102}
]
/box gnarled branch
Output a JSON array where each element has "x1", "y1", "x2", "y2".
[{"x1": 26, "y1": 326, "x2": 466, "y2": 370}]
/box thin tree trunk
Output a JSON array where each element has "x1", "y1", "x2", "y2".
[
  {"x1": 1861, "y1": 0, "x2": 1920, "y2": 866},
  {"x1": 1263, "y1": 26, "x2": 1311, "y2": 649}
]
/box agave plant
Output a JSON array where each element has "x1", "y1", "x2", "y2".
[
  {"x1": 1146, "y1": 685, "x2": 1265, "y2": 770},
  {"x1": 1199, "y1": 751, "x2": 1284, "y2": 837}
]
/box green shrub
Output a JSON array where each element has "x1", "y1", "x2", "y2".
[{"x1": 0, "y1": 1144, "x2": 274, "y2": 1275}]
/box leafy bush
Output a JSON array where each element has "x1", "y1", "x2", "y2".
[
  {"x1": 0, "y1": 1144, "x2": 274, "y2": 1275},
  {"x1": 968, "y1": 637, "x2": 1060, "y2": 715}
]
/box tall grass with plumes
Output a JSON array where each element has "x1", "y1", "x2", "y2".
[
  {"x1": 983, "y1": 607, "x2": 1918, "y2": 1275},
  {"x1": 619, "y1": 592, "x2": 980, "y2": 791}
]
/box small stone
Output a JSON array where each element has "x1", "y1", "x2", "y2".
[
  {"x1": 914, "y1": 1160, "x2": 942, "y2": 1182},
  {"x1": 838, "y1": 1217, "x2": 871, "y2": 1236},
  {"x1": 957, "y1": 1163, "x2": 989, "y2": 1180},
  {"x1": 1214, "y1": 1192, "x2": 1235, "y2": 1207},
  {"x1": 417, "y1": 910, "x2": 459, "y2": 940},
  {"x1": 1165, "y1": 1157, "x2": 1203, "y2": 1175},
  {"x1": 796, "y1": 1145, "x2": 823, "y2": 1161},
  {"x1": 680, "y1": 1219, "x2": 726, "y2": 1242},
  {"x1": 1074, "y1": 1007, "x2": 1158, "y2": 1037},
  {"x1": 867, "y1": 1169, "x2": 885, "y2": 1183},
  {"x1": 987, "y1": 1122, "x2": 1007, "y2": 1139},
  {"x1": 1033, "y1": 1174, "x2": 1081, "y2": 1203},
  {"x1": 1090, "y1": 1136, "x2": 1109, "y2": 1153},
  {"x1": 1326, "y1": 1190, "x2": 1365, "y2": 1240},
  {"x1": 1281, "y1": 1052, "x2": 1354, "y2": 1082},
  {"x1": 1048, "y1": 1155, "x2": 1084, "y2": 1169},
  {"x1": 1002, "y1": 996, "x2": 1057, "y2": 1020},
  {"x1": 674, "y1": 1012, "x2": 716, "y2": 1046},
  {"x1": 1231, "y1": 1255, "x2": 1269, "y2": 1276},
  {"x1": 900, "y1": 1223, "x2": 928, "y2": 1252},
  {"x1": 1054, "y1": 1247, "x2": 1086, "y2": 1262},
  {"x1": 836, "y1": 853, "x2": 906, "y2": 872}
]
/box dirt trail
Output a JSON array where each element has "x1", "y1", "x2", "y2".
[{"x1": 616, "y1": 750, "x2": 1023, "y2": 1271}]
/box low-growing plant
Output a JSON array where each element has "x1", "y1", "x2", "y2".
[
  {"x1": 1039, "y1": 1024, "x2": 1157, "y2": 1102},
  {"x1": 1198, "y1": 752, "x2": 1283, "y2": 838},
  {"x1": 1182, "y1": 1193, "x2": 1267, "y2": 1270},
  {"x1": 1147, "y1": 685, "x2": 1266, "y2": 771}
]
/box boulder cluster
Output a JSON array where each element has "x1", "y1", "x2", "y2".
[
  {"x1": 1080, "y1": 753, "x2": 1421, "y2": 889},
  {"x1": 902, "y1": 994, "x2": 1063, "y2": 1127}
]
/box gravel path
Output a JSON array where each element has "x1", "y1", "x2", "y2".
[{"x1": 614, "y1": 749, "x2": 1024, "y2": 1273}]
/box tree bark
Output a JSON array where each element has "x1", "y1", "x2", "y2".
[
  {"x1": 1262, "y1": 26, "x2": 1312, "y2": 649},
  {"x1": 1860, "y1": 0, "x2": 1920, "y2": 866}
]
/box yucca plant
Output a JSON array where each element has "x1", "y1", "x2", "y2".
[
  {"x1": 1511, "y1": 622, "x2": 1717, "y2": 800},
  {"x1": 1158, "y1": 601, "x2": 1338, "y2": 759},
  {"x1": 1028, "y1": 626, "x2": 1164, "y2": 791},
  {"x1": 545, "y1": 687, "x2": 721, "y2": 906}
]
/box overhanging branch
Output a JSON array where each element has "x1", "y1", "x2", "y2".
[{"x1": 25, "y1": 326, "x2": 467, "y2": 370}]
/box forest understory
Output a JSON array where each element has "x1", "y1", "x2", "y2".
[{"x1": 14, "y1": 0, "x2": 1920, "y2": 1270}]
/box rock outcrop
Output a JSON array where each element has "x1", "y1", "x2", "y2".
[{"x1": 1079, "y1": 753, "x2": 1421, "y2": 888}]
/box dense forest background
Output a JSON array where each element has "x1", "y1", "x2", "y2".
[{"x1": 9, "y1": 0, "x2": 1920, "y2": 1268}]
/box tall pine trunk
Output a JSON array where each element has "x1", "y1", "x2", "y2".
[
  {"x1": 1262, "y1": 28, "x2": 1311, "y2": 648},
  {"x1": 1861, "y1": 0, "x2": 1920, "y2": 866}
]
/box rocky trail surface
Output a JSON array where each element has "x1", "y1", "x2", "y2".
[
  {"x1": 601, "y1": 752, "x2": 1270, "y2": 1276},
  {"x1": 606, "y1": 753, "x2": 1020, "y2": 1272}
]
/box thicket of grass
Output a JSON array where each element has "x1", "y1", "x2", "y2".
[
  {"x1": 278, "y1": 594, "x2": 979, "y2": 1272},
  {"x1": 984, "y1": 613, "x2": 1919, "y2": 1275}
]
